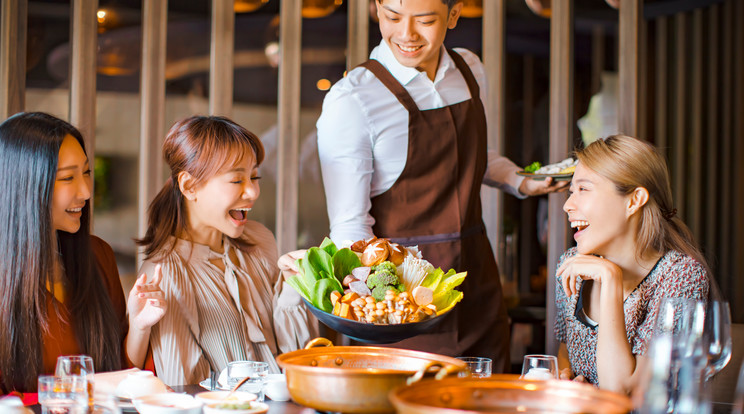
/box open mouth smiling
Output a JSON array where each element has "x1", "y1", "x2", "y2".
[
  {"x1": 229, "y1": 207, "x2": 252, "y2": 221},
  {"x1": 570, "y1": 220, "x2": 589, "y2": 231}
]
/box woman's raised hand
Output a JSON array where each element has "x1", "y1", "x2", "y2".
[
  {"x1": 127, "y1": 264, "x2": 167, "y2": 331},
  {"x1": 557, "y1": 254, "x2": 622, "y2": 297}
]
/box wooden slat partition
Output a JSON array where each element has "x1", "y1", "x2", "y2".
[
  {"x1": 137, "y1": 0, "x2": 168, "y2": 264},
  {"x1": 618, "y1": 0, "x2": 640, "y2": 136},
  {"x1": 672, "y1": 13, "x2": 686, "y2": 220},
  {"x1": 0, "y1": 0, "x2": 26, "y2": 118},
  {"x1": 69, "y1": 0, "x2": 98, "y2": 165},
  {"x1": 482, "y1": 0, "x2": 506, "y2": 269},
  {"x1": 654, "y1": 17, "x2": 668, "y2": 152},
  {"x1": 546, "y1": 0, "x2": 573, "y2": 356},
  {"x1": 519, "y1": 55, "x2": 536, "y2": 293},
  {"x1": 688, "y1": 9, "x2": 703, "y2": 238},
  {"x1": 638, "y1": 18, "x2": 647, "y2": 139},
  {"x1": 346, "y1": 0, "x2": 369, "y2": 70},
  {"x1": 704, "y1": 4, "x2": 719, "y2": 272},
  {"x1": 276, "y1": 0, "x2": 302, "y2": 254},
  {"x1": 209, "y1": 0, "x2": 234, "y2": 117},
  {"x1": 591, "y1": 25, "x2": 604, "y2": 96},
  {"x1": 732, "y1": 0, "x2": 744, "y2": 321},
  {"x1": 719, "y1": 0, "x2": 732, "y2": 298}
]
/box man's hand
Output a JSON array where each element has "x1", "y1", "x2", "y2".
[
  {"x1": 519, "y1": 176, "x2": 569, "y2": 196},
  {"x1": 278, "y1": 249, "x2": 307, "y2": 279}
]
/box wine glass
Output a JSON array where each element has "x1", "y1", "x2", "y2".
[
  {"x1": 703, "y1": 301, "x2": 732, "y2": 380},
  {"x1": 648, "y1": 297, "x2": 708, "y2": 413}
]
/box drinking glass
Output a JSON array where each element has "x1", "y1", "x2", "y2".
[
  {"x1": 456, "y1": 357, "x2": 492, "y2": 378},
  {"x1": 56, "y1": 355, "x2": 94, "y2": 410},
  {"x1": 703, "y1": 301, "x2": 732, "y2": 380},
  {"x1": 646, "y1": 297, "x2": 708, "y2": 413},
  {"x1": 38, "y1": 375, "x2": 88, "y2": 414},
  {"x1": 227, "y1": 361, "x2": 269, "y2": 402},
  {"x1": 520, "y1": 354, "x2": 558, "y2": 380}
]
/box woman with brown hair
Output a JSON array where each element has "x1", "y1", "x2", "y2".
[
  {"x1": 137, "y1": 115, "x2": 316, "y2": 386},
  {"x1": 0, "y1": 112, "x2": 165, "y2": 393},
  {"x1": 554, "y1": 134, "x2": 710, "y2": 394}
]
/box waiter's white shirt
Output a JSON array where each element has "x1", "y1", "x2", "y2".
[{"x1": 317, "y1": 40, "x2": 526, "y2": 244}]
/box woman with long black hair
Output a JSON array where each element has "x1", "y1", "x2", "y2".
[{"x1": 0, "y1": 112, "x2": 166, "y2": 393}]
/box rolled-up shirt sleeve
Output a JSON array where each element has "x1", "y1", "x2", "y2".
[
  {"x1": 483, "y1": 149, "x2": 527, "y2": 199},
  {"x1": 317, "y1": 82, "x2": 376, "y2": 244}
]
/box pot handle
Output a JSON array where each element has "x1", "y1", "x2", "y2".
[
  {"x1": 304, "y1": 337, "x2": 333, "y2": 349},
  {"x1": 406, "y1": 361, "x2": 465, "y2": 385}
]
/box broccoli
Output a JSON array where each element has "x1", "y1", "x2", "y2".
[
  {"x1": 366, "y1": 270, "x2": 399, "y2": 289},
  {"x1": 372, "y1": 261, "x2": 398, "y2": 275},
  {"x1": 371, "y1": 285, "x2": 400, "y2": 301}
]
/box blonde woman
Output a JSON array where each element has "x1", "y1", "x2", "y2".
[{"x1": 555, "y1": 135, "x2": 709, "y2": 393}]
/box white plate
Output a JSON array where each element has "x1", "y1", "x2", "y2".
[{"x1": 198, "y1": 378, "x2": 231, "y2": 391}]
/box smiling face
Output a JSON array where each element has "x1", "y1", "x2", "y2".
[
  {"x1": 52, "y1": 135, "x2": 92, "y2": 233},
  {"x1": 183, "y1": 152, "x2": 261, "y2": 242},
  {"x1": 376, "y1": 0, "x2": 462, "y2": 80},
  {"x1": 563, "y1": 162, "x2": 636, "y2": 257}
]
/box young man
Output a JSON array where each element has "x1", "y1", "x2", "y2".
[{"x1": 316, "y1": 0, "x2": 564, "y2": 371}]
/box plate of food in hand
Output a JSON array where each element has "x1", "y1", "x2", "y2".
[
  {"x1": 517, "y1": 158, "x2": 577, "y2": 181},
  {"x1": 287, "y1": 237, "x2": 466, "y2": 344}
]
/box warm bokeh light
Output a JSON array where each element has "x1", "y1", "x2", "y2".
[
  {"x1": 234, "y1": 0, "x2": 270, "y2": 13},
  {"x1": 316, "y1": 79, "x2": 332, "y2": 91},
  {"x1": 460, "y1": 0, "x2": 483, "y2": 18},
  {"x1": 96, "y1": 10, "x2": 106, "y2": 24},
  {"x1": 302, "y1": 0, "x2": 343, "y2": 18},
  {"x1": 525, "y1": 0, "x2": 551, "y2": 18}
]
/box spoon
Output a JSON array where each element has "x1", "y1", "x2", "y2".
[{"x1": 222, "y1": 375, "x2": 252, "y2": 402}]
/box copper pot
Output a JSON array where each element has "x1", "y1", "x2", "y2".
[
  {"x1": 275, "y1": 338, "x2": 466, "y2": 414},
  {"x1": 390, "y1": 374, "x2": 633, "y2": 413}
]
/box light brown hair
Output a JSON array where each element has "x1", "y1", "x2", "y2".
[
  {"x1": 137, "y1": 115, "x2": 265, "y2": 259},
  {"x1": 575, "y1": 135, "x2": 709, "y2": 272}
]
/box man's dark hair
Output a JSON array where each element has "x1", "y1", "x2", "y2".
[
  {"x1": 381, "y1": 0, "x2": 461, "y2": 10},
  {"x1": 441, "y1": 0, "x2": 459, "y2": 9}
]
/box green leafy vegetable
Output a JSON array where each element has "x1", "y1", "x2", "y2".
[
  {"x1": 524, "y1": 161, "x2": 542, "y2": 173},
  {"x1": 332, "y1": 248, "x2": 362, "y2": 282},
  {"x1": 319, "y1": 237, "x2": 338, "y2": 257},
  {"x1": 312, "y1": 278, "x2": 343, "y2": 312}
]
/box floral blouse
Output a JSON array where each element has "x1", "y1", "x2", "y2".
[{"x1": 554, "y1": 248, "x2": 708, "y2": 385}]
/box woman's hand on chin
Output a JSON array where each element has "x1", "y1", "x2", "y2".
[
  {"x1": 557, "y1": 254, "x2": 622, "y2": 297},
  {"x1": 128, "y1": 264, "x2": 167, "y2": 331}
]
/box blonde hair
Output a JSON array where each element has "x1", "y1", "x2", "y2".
[{"x1": 575, "y1": 135, "x2": 708, "y2": 270}]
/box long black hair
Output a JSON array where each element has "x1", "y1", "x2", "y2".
[{"x1": 0, "y1": 112, "x2": 121, "y2": 392}]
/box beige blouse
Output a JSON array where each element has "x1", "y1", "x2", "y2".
[{"x1": 139, "y1": 221, "x2": 317, "y2": 386}]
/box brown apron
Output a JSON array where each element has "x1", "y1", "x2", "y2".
[{"x1": 361, "y1": 50, "x2": 510, "y2": 372}]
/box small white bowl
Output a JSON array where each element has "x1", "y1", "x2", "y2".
[
  {"x1": 264, "y1": 373, "x2": 290, "y2": 402},
  {"x1": 203, "y1": 401, "x2": 269, "y2": 414},
  {"x1": 115, "y1": 371, "x2": 168, "y2": 399},
  {"x1": 133, "y1": 393, "x2": 202, "y2": 414},
  {"x1": 194, "y1": 391, "x2": 257, "y2": 406}
]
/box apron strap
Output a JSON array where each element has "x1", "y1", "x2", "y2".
[
  {"x1": 359, "y1": 59, "x2": 420, "y2": 113},
  {"x1": 445, "y1": 49, "x2": 481, "y2": 105}
]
